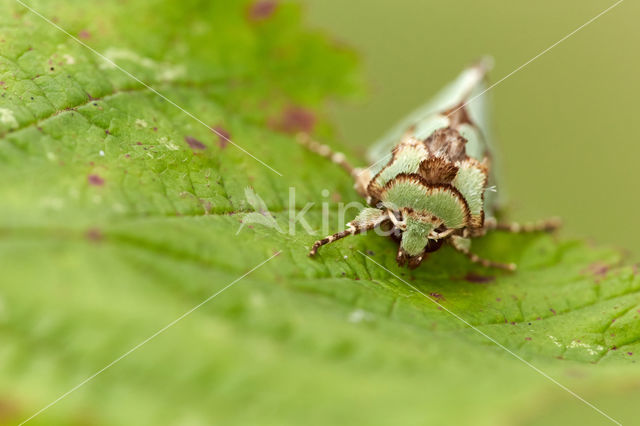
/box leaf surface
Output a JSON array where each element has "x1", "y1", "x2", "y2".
[{"x1": 0, "y1": 2, "x2": 638, "y2": 425}]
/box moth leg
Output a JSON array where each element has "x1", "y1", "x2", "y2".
[
  {"x1": 296, "y1": 133, "x2": 357, "y2": 176},
  {"x1": 309, "y1": 221, "x2": 380, "y2": 257},
  {"x1": 296, "y1": 133, "x2": 372, "y2": 199},
  {"x1": 472, "y1": 217, "x2": 561, "y2": 237},
  {"x1": 450, "y1": 235, "x2": 516, "y2": 271}
]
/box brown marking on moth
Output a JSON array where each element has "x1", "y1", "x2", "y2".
[
  {"x1": 378, "y1": 173, "x2": 472, "y2": 226},
  {"x1": 418, "y1": 156, "x2": 458, "y2": 184},
  {"x1": 87, "y1": 174, "x2": 104, "y2": 186},
  {"x1": 365, "y1": 178, "x2": 385, "y2": 205},
  {"x1": 85, "y1": 228, "x2": 104, "y2": 242},
  {"x1": 270, "y1": 106, "x2": 315, "y2": 134},
  {"x1": 78, "y1": 29, "x2": 91, "y2": 39},
  {"x1": 212, "y1": 125, "x2": 230, "y2": 149},
  {"x1": 423, "y1": 128, "x2": 468, "y2": 162},
  {"x1": 469, "y1": 210, "x2": 485, "y2": 229},
  {"x1": 443, "y1": 102, "x2": 474, "y2": 128},
  {"x1": 184, "y1": 136, "x2": 207, "y2": 150},
  {"x1": 247, "y1": 0, "x2": 278, "y2": 21},
  {"x1": 464, "y1": 273, "x2": 495, "y2": 284}
]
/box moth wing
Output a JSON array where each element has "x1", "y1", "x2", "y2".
[
  {"x1": 366, "y1": 57, "x2": 504, "y2": 216},
  {"x1": 367, "y1": 57, "x2": 493, "y2": 164}
]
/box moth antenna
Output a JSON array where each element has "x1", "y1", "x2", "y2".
[
  {"x1": 483, "y1": 217, "x2": 561, "y2": 233},
  {"x1": 449, "y1": 236, "x2": 516, "y2": 271},
  {"x1": 309, "y1": 221, "x2": 380, "y2": 257},
  {"x1": 296, "y1": 133, "x2": 357, "y2": 177},
  {"x1": 462, "y1": 250, "x2": 516, "y2": 272}
]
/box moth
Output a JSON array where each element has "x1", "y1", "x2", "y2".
[{"x1": 300, "y1": 60, "x2": 558, "y2": 271}]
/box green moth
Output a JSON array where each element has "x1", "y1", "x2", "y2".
[{"x1": 301, "y1": 60, "x2": 558, "y2": 270}]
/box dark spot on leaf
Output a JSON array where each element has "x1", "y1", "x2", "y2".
[
  {"x1": 495, "y1": 297, "x2": 501, "y2": 302},
  {"x1": 105, "y1": 129, "x2": 110, "y2": 135},
  {"x1": 212, "y1": 125, "x2": 230, "y2": 149},
  {"x1": 611, "y1": 346, "x2": 617, "y2": 350},
  {"x1": 366, "y1": 250, "x2": 375, "y2": 255},
  {"x1": 87, "y1": 174, "x2": 104, "y2": 186},
  {"x1": 464, "y1": 273, "x2": 495, "y2": 283},
  {"x1": 50, "y1": 67, "x2": 54, "y2": 71},
  {"x1": 185, "y1": 136, "x2": 206, "y2": 150},
  {"x1": 584, "y1": 262, "x2": 609, "y2": 282},
  {"x1": 429, "y1": 292, "x2": 445, "y2": 302},
  {"x1": 78, "y1": 29, "x2": 91, "y2": 39},
  {"x1": 0, "y1": 398, "x2": 19, "y2": 423},
  {"x1": 628, "y1": 352, "x2": 633, "y2": 356},
  {"x1": 152, "y1": 127, "x2": 158, "y2": 132},
  {"x1": 247, "y1": 0, "x2": 278, "y2": 21},
  {"x1": 85, "y1": 228, "x2": 103, "y2": 242},
  {"x1": 550, "y1": 308, "x2": 556, "y2": 315},
  {"x1": 270, "y1": 105, "x2": 316, "y2": 134},
  {"x1": 525, "y1": 337, "x2": 532, "y2": 341}
]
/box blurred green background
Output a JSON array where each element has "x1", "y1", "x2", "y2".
[{"x1": 303, "y1": 0, "x2": 640, "y2": 254}]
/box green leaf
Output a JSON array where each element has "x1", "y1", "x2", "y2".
[{"x1": 0, "y1": 1, "x2": 638, "y2": 426}]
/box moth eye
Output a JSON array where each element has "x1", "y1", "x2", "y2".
[{"x1": 380, "y1": 219, "x2": 393, "y2": 232}]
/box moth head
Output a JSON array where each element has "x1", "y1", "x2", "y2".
[{"x1": 389, "y1": 209, "x2": 447, "y2": 268}]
